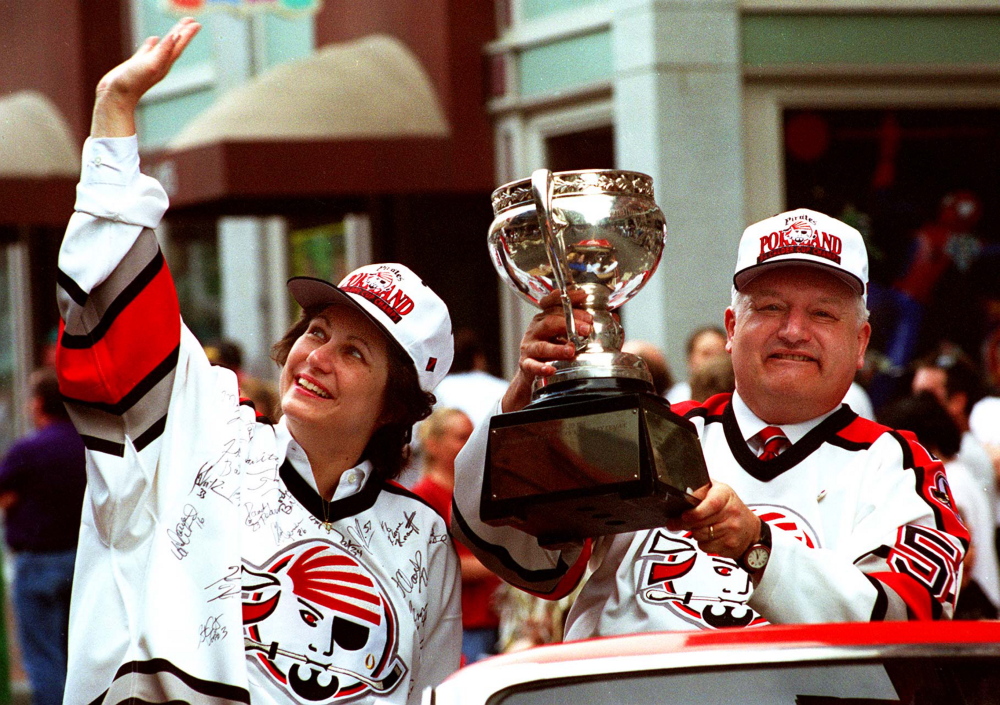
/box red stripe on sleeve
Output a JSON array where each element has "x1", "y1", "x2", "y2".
[
  {"x1": 903, "y1": 439, "x2": 970, "y2": 543},
  {"x1": 58, "y1": 266, "x2": 180, "y2": 406},
  {"x1": 868, "y1": 571, "x2": 935, "y2": 620}
]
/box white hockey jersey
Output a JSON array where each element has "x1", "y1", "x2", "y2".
[
  {"x1": 452, "y1": 392, "x2": 968, "y2": 639},
  {"x1": 56, "y1": 136, "x2": 461, "y2": 705}
]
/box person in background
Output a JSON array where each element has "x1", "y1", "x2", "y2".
[
  {"x1": 492, "y1": 579, "x2": 582, "y2": 654},
  {"x1": 879, "y1": 391, "x2": 998, "y2": 620},
  {"x1": 432, "y1": 328, "x2": 509, "y2": 429},
  {"x1": 204, "y1": 337, "x2": 280, "y2": 421},
  {"x1": 910, "y1": 346, "x2": 999, "y2": 612},
  {"x1": 203, "y1": 338, "x2": 244, "y2": 377},
  {"x1": 688, "y1": 352, "x2": 735, "y2": 403},
  {"x1": 970, "y1": 330, "x2": 1000, "y2": 497},
  {"x1": 666, "y1": 326, "x2": 726, "y2": 403},
  {"x1": 622, "y1": 339, "x2": 674, "y2": 397},
  {"x1": 881, "y1": 191, "x2": 984, "y2": 374},
  {"x1": 410, "y1": 408, "x2": 502, "y2": 663},
  {"x1": 0, "y1": 368, "x2": 87, "y2": 705},
  {"x1": 403, "y1": 329, "x2": 507, "y2": 486}
]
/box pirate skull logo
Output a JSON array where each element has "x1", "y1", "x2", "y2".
[
  {"x1": 785, "y1": 219, "x2": 815, "y2": 245},
  {"x1": 242, "y1": 540, "x2": 406, "y2": 702},
  {"x1": 363, "y1": 271, "x2": 396, "y2": 295},
  {"x1": 636, "y1": 507, "x2": 817, "y2": 630},
  {"x1": 637, "y1": 528, "x2": 763, "y2": 629}
]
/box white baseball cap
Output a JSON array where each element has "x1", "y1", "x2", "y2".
[
  {"x1": 733, "y1": 208, "x2": 868, "y2": 302},
  {"x1": 287, "y1": 263, "x2": 454, "y2": 393}
]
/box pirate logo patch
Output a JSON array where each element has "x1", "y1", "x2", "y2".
[
  {"x1": 757, "y1": 213, "x2": 843, "y2": 266},
  {"x1": 636, "y1": 506, "x2": 818, "y2": 630},
  {"x1": 929, "y1": 470, "x2": 954, "y2": 509},
  {"x1": 637, "y1": 529, "x2": 763, "y2": 629},
  {"x1": 242, "y1": 540, "x2": 407, "y2": 702}
]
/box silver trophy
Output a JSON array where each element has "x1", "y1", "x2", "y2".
[{"x1": 483, "y1": 169, "x2": 709, "y2": 545}]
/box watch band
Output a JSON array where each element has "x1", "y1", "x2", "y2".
[
  {"x1": 738, "y1": 518, "x2": 772, "y2": 573},
  {"x1": 757, "y1": 517, "x2": 772, "y2": 549}
]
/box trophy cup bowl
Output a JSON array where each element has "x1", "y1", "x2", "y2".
[{"x1": 483, "y1": 169, "x2": 710, "y2": 546}]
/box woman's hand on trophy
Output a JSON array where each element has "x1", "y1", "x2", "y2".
[
  {"x1": 502, "y1": 289, "x2": 592, "y2": 413},
  {"x1": 91, "y1": 17, "x2": 201, "y2": 138}
]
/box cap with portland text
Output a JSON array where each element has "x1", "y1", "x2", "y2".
[
  {"x1": 287, "y1": 263, "x2": 454, "y2": 393},
  {"x1": 733, "y1": 208, "x2": 868, "y2": 302}
]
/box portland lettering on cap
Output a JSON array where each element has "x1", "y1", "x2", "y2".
[
  {"x1": 342, "y1": 266, "x2": 415, "y2": 323},
  {"x1": 757, "y1": 213, "x2": 843, "y2": 266}
]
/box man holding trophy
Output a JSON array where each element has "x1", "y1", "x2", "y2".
[{"x1": 453, "y1": 170, "x2": 968, "y2": 635}]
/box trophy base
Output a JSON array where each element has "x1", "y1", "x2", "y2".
[
  {"x1": 483, "y1": 391, "x2": 709, "y2": 546},
  {"x1": 533, "y1": 351, "x2": 652, "y2": 396}
]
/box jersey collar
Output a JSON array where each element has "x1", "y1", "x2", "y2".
[
  {"x1": 731, "y1": 391, "x2": 841, "y2": 445},
  {"x1": 274, "y1": 416, "x2": 373, "y2": 501}
]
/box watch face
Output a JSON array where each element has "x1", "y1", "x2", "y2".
[{"x1": 746, "y1": 546, "x2": 769, "y2": 571}]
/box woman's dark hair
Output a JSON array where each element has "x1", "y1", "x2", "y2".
[{"x1": 272, "y1": 304, "x2": 435, "y2": 482}]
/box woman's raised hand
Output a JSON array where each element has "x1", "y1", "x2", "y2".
[{"x1": 91, "y1": 17, "x2": 201, "y2": 138}]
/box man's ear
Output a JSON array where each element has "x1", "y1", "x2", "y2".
[
  {"x1": 724, "y1": 308, "x2": 736, "y2": 354},
  {"x1": 855, "y1": 321, "x2": 872, "y2": 370}
]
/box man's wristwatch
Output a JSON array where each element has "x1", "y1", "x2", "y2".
[{"x1": 738, "y1": 518, "x2": 772, "y2": 574}]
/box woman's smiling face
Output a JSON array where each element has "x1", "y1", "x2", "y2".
[{"x1": 279, "y1": 304, "x2": 391, "y2": 444}]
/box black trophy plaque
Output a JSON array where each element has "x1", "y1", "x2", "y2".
[{"x1": 483, "y1": 391, "x2": 709, "y2": 546}]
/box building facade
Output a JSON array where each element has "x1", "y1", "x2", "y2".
[{"x1": 489, "y1": 0, "x2": 1000, "y2": 387}]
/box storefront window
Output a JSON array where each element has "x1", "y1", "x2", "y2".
[
  {"x1": 287, "y1": 216, "x2": 371, "y2": 319},
  {"x1": 164, "y1": 223, "x2": 222, "y2": 345},
  {"x1": 289, "y1": 221, "x2": 349, "y2": 283},
  {"x1": 784, "y1": 107, "x2": 1000, "y2": 404}
]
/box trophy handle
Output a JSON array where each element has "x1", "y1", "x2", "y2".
[{"x1": 531, "y1": 168, "x2": 587, "y2": 351}]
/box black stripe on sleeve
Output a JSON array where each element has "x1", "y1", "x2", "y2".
[
  {"x1": 109, "y1": 657, "x2": 251, "y2": 703},
  {"x1": 57, "y1": 268, "x2": 89, "y2": 307},
  {"x1": 890, "y1": 430, "x2": 917, "y2": 469},
  {"x1": 451, "y1": 499, "x2": 574, "y2": 588},
  {"x1": 80, "y1": 434, "x2": 125, "y2": 458},
  {"x1": 133, "y1": 415, "x2": 168, "y2": 452},
  {"x1": 864, "y1": 574, "x2": 889, "y2": 622},
  {"x1": 856, "y1": 545, "x2": 892, "y2": 560}
]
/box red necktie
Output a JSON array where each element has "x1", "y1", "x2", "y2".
[{"x1": 756, "y1": 426, "x2": 790, "y2": 461}]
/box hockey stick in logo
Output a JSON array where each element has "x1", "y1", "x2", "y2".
[{"x1": 244, "y1": 637, "x2": 406, "y2": 693}]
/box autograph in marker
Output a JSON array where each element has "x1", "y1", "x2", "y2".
[
  {"x1": 198, "y1": 614, "x2": 228, "y2": 647},
  {"x1": 168, "y1": 504, "x2": 205, "y2": 560}
]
